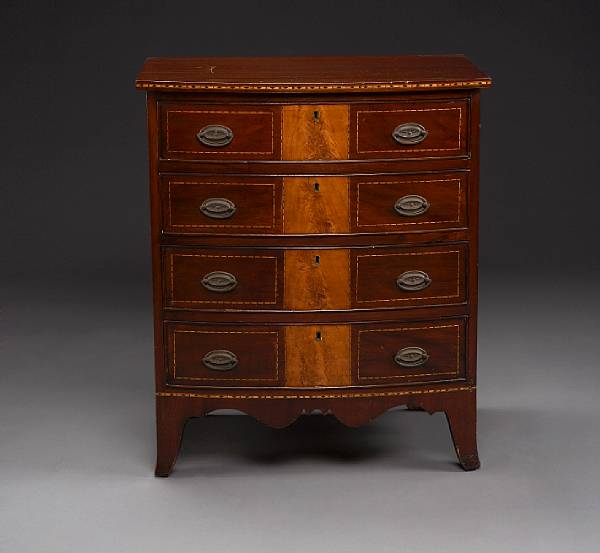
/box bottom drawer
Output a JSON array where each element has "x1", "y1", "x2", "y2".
[
  {"x1": 163, "y1": 318, "x2": 466, "y2": 388},
  {"x1": 165, "y1": 324, "x2": 284, "y2": 387},
  {"x1": 353, "y1": 320, "x2": 465, "y2": 385}
]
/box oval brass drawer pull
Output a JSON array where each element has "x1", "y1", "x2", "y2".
[
  {"x1": 200, "y1": 197, "x2": 237, "y2": 219},
  {"x1": 396, "y1": 270, "x2": 432, "y2": 291},
  {"x1": 201, "y1": 271, "x2": 238, "y2": 293},
  {"x1": 196, "y1": 124, "x2": 234, "y2": 147},
  {"x1": 394, "y1": 194, "x2": 430, "y2": 217},
  {"x1": 394, "y1": 347, "x2": 429, "y2": 367},
  {"x1": 392, "y1": 122, "x2": 428, "y2": 145},
  {"x1": 202, "y1": 349, "x2": 239, "y2": 371}
]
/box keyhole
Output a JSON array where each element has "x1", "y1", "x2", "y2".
[
  {"x1": 314, "y1": 255, "x2": 320, "y2": 266},
  {"x1": 313, "y1": 110, "x2": 320, "y2": 122},
  {"x1": 315, "y1": 331, "x2": 322, "y2": 341},
  {"x1": 313, "y1": 181, "x2": 319, "y2": 192}
]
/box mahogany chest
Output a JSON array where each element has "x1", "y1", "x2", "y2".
[{"x1": 136, "y1": 55, "x2": 491, "y2": 476}]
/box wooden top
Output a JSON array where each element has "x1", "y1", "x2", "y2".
[{"x1": 136, "y1": 55, "x2": 491, "y2": 93}]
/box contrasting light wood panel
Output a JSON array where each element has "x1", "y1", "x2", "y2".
[
  {"x1": 283, "y1": 176, "x2": 349, "y2": 234},
  {"x1": 284, "y1": 249, "x2": 350, "y2": 310},
  {"x1": 285, "y1": 325, "x2": 351, "y2": 387},
  {"x1": 282, "y1": 104, "x2": 349, "y2": 160}
]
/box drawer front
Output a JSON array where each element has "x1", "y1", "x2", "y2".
[
  {"x1": 353, "y1": 319, "x2": 466, "y2": 385},
  {"x1": 352, "y1": 244, "x2": 467, "y2": 308},
  {"x1": 350, "y1": 172, "x2": 468, "y2": 233},
  {"x1": 160, "y1": 172, "x2": 466, "y2": 236},
  {"x1": 161, "y1": 175, "x2": 283, "y2": 234},
  {"x1": 164, "y1": 245, "x2": 466, "y2": 311},
  {"x1": 162, "y1": 320, "x2": 466, "y2": 389},
  {"x1": 164, "y1": 248, "x2": 283, "y2": 310},
  {"x1": 350, "y1": 100, "x2": 469, "y2": 159},
  {"x1": 165, "y1": 323, "x2": 283, "y2": 387},
  {"x1": 160, "y1": 103, "x2": 281, "y2": 160}
]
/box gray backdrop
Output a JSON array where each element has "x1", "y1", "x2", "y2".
[{"x1": 1, "y1": 2, "x2": 599, "y2": 552}]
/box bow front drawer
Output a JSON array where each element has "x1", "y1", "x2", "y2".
[
  {"x1": 164, "y1": 248, "x2": 283, "y2": 310},
  {"x1": 160, "y1": 175, "x2": 283, "y2": 234},
  {"x1": 165, "y1": 323, "x2": 283, "y2": 387},
  {"x1": 350, "y1": 99, "x2": 469, "y2": 159},
  {"x1": 352, "y1": 244, "x2": 467, "y2": 308},
  {"x1": 160, "y1": 103, "x2": 281, "y2": 160},
  {"x1": 353, "y1": 319, "x2": 466, "y2": 385},
  {"x1": 350, "y1": 171, "x2": 468, "y2": 233}
]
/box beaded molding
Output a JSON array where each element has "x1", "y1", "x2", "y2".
[
  {"x1": 156, "y1": 385, "x2": 475, "y2": 400},
  {"x1": 136, "y1": 80, "x2": 492, "y2": 92}
]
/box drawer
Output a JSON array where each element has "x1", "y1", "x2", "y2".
[
  {"x1": 164, "y1": 244, "x2": 467, "y2": 311},
  {"x1": 350, "y1": 99, "x2": 469, "y2": 159},
  {"x1": 160, "y1": 175, "x2": 283, "y2": 234},
  {"x1": 160, "y1": 172, "x2": 466, "y2": 236},
  {"x1": 160, "y1": 103, "x2": 281, "y2": 160},
  {"x1": 164, "y1": 247, "x2": 284, "y2": 310},
  {"x1": 350, "y1": 172, "x2": 468, "y2": 233},
  {"x1": 353, "y1": 319, "x2": 466, "y2": 385},
  {"x1": 163, "y1": 319, "x2": 466, "y2": 389},
  {"x1": 352, "y1": 244, "x2": 467, "y2": 308},
  {"x1": 165, "y1": 323, "x2": 283, "y2": 387}
]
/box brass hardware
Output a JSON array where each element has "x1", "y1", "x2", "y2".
[
  {"x1": 201, "y1": 271, "x2": 238, "y2": 293},
  {"x1": 196, "y1": 124, "x2": 234, "y2": 147},
  {"x1": 396, "y1": 270, "x2": 432, "y2": 291},
  {"x1": 394, "y1": 347, "x2": 429, "y2": 367},
  {"x1": 199, "y1": 198, "x2": 237, "y2": 219},
  {"x1": 315, "y1": 331, "x2": 322, "y2": 341},
  {"x1": 394, "y1": 195, "x2": 430, "y2": 217},
  {"x1": 202, "y1": 350, "x2": 239, "y2": 371},
  {"x1": 392, "y1": 123, "x2": 428, "y2": 145}
]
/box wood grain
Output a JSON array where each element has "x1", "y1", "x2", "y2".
[
  {"x1": 162, "y1": 174, "x2": 283, "y2": 235},
  {"x1": 350, "y1": 172, "x2": 467, "y2": 234},
  {"x1": 284, "y1": 249, "x2": 350, "y2": 310},
  {"x1": 353, "y1": 319, "x2": 466, "y2": 385},
  {"x1": 282, "y1": 104, "x2": 349, "y2": 160},
  {"x1": 166, "y1": 323, "x2": 283, "y2": 387},
  {"x1": 165, "y1": 247, "x2": 283, "y2": 310},
  {"x1": 352, "y1": 244, "x2": 467, "y2": 309},
  {"x1": 161, "y1": 103, "x2": 281, "y2": 161},
  {"x1": 137, "y1": 55, "x2": 491, "y2": 93},
  {"x1": 350, "y1": 100, "x2": 469, "y2": 160},
  {"x1": 285, "y1": 325, "x2": 351, "y2": 387},
  {"x1": 283, "y1": 176, "x2": 349, "y2": 233},
  {"x1": 154, "y1": 388, "x2": 480, "y2": 475}
]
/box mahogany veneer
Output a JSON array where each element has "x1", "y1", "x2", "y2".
[{"x1": 137, "y1": 55, "x2": 491, "y2": 476}]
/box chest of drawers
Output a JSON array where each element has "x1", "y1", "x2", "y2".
[{"x1": 136, "y1": 55, "x2": 491, "y2": 476}]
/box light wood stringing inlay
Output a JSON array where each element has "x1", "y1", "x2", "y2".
[
  {"x1": 285, "y1": 325, "x2": 351, "y2": 387},
  {"x1": 284, "y1": 249, "x2": 350, "y2": 310},
  {"x1": 283, "y1": 176, "x2": 349, "y2": 234},
  {"x1": 282, "y1": 104, "x2": 349, "y2": 160}
]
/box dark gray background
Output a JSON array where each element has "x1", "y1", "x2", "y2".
[
  {"x1": 1, "y1": 2, "x2": 599, "y2": 552},
  {"x1": 2, "y1": 0, "x2": 600, "y2": 285}
]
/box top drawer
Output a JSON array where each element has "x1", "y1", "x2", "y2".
[
  {"x1": 159, "y1": 99, "x2": 470, "y2": 162},
  {"x1": 160, "y1": 103, "x2": 281, "y2": 160},
  {"x1": 350, "y1": 99, "x2": 469, "y2": 160}
]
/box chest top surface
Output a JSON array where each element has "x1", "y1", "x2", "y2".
[{"x1": 136, "y1": 54, "x2": 491, "y2": 93}]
